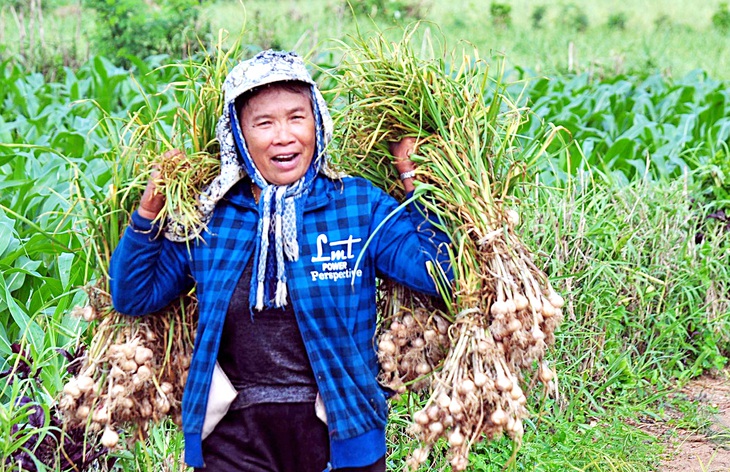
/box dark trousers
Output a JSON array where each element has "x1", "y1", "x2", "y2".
[{"x1": 195, "y1": 402, "x2": 385, "y2": 472}]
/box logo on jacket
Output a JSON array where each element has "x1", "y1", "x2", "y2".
[{"x1": 310, "y1": 233, "x2": 363, "y2": 282}]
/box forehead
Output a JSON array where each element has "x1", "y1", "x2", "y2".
[{"x1": 237, "y1": 81, "x2": 312, "y2": 114}]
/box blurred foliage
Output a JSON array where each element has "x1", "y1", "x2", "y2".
[
  {"x1": 530, "y1": 5, "x2": 547, "y2": 29},
  {"x1": 490, "y1": 2, "x2": 512, "y2": 28},
  {"x1": 558, "y1": 2, "x2": 589, "y2": 32},
  {"x1": 712, "y1": 2, "x2": 730, "y2": 33},
  {"x1": 607, "y1": 12, "x2": 627, "y2": 31},
  {"x1": 349, "y1": 0, "x2": 430, "y2": 22},
  {"x1": 82, "y1": 0, "x2": 209, "y2": 66}
]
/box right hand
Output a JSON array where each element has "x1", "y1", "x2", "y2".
[{"x1": 137, "y1": 149, "x2": 183, "y2": 220}]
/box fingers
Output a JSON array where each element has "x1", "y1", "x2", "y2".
[
  {"x1": 388, "y1": 137, "x2": 417, "y2": 161},
  {"x1": 137, "y1": 149, "x2": 182, "y2": 220},
  {"x1": 162, "y1": 148, "x2": 185, "y2": 160}
]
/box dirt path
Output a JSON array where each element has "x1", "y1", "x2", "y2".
[{"x1": 654, "y1": 370, "x2": 730, "y2": 472}]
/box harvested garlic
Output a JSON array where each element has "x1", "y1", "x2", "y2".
[
  {"x1": 437, "y1": 392, "x2": 451, "y2": 409},
  {"x1": 451, "y1": 454, "x2": 469, "y2": 471},
  {"x1": 428, "y1": 421, "x2": 443, "y2": 434},
  {"x1": 412, "y1": 447, "x2": 430, "y2": 464},
  {"x1": 490, "y1": 405, "x2": 507, "y2": 426},
  {"x1": 77, "y1": 375, "x2": 94, "y2": 393},
  {"x1": 415, "y1": 363, "x2": 431, "y2": 375},
  {"x1": 75, "y1": 405, "x2": 90, "y2": 420},
  {"x1": 63, "y1": 380, "x2": 81, "y2": 399},
  {"x1": 121, "y1": 344, "x2": 136, "y2": 360},
  {"x1": 92, "y1": 406, "x2": 109, "y2": 424},
  {"x1": 414, "y1": 410, "x2": 430, "y2": 425},
  {"x1": 448, "y1": 427, "x2": 465, "y2": 447},
  {"x1": 110, "y1": 384, "x2": 125, "y2": 398},
  {"x1": 423, "y1": 329, "x2": 437, "y2": 343},
  {"x1": 490, "y1": 300, "x2": 508, "y2": 317},
  {"x1": 504, "y1": 298, "x2": 517, "y2": 314},
  {"x1": 378, "y1": 338, "x2": 396, "y2": 355},
  {"x1": 155, "y1": 397, "x2": 171, "y2": 414},
  {"x1": 448, "y1": 399, "x2": 463, "y2": 416},
  {"x1": 160, "y1": 382, "x2": 174, "y2": 395},
  {"x1": 134, "y1": 346, "x2": 154, "y2": 365},
  {"x1": 541, "y1": 298, "x2": 556, "y2": 317},
  {"x1": 457, "y1": 379, "x2": 475, "y2": 395},
  {"x1": 514, "y1": 293, "x2": 529, "y2": 311},
  {"x1": 81, "y1": 306, "x2": 96, "y2": 322},
  {"x1": 538, "y1": 362, "x2": 555, "y2": 383},
  {"x1": 121, "y1": 360, "x2": 138, "y2": 373},
  {"x1": 549, "y1": 291, "x2": 565, "y2": 308},
  {"x1": 473, "y1": 372, "x2": 488, "y2": 387},
  {"x1": 101, "y1": 427, "x2": 119, "y2": 448},
  {"x1": 380, "y1": 361, "x2": 396, "y2": 373}
]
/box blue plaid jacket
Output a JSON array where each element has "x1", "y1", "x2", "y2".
[{"x1": 109, "y1": 175, "x2": 451, "y2": 469}]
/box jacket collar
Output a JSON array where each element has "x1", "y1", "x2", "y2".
[{"x1": 223, "y1": 175, "x2": 336, "y2": 212}]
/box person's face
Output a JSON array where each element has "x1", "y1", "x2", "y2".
[{"x1": 239, "y1": 85, "x2": 316, "y2": 186}]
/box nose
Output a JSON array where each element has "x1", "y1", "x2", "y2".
[{"x1": 272, "y1": 123, "x2": 295, "y2": 145}]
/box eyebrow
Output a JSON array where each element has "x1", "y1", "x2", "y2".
[{"x1": 246, "y1": 104, "x2": 311, "y2": 122}]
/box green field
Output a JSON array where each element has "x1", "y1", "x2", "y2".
[{"x1": 1, "y1": 1, "x2": 729, "y2": 471}]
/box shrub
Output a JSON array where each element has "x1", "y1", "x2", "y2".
[
  {"x1": 654, "y1": 13, "x2": 673, "y2": 31},
  {"x1": 712, "y1": 2, "x2": 730, "y2": 33},
  {"x1": 531, "y1": 5, "x2": 547, "y2": 29},
  {"x1": 608, "y1": 12, "x2": 627, "y2": 30},
  {"x1": 490, "y1": 2, "x2": 512, "y2": 27},
  {"x1": 83, "y1": 0, "x2": 208, "y2": 66},
  {"x1": 349, "y1": 0, "x2": 429, "y2": 22},
  {"x1": 559, "y1": 3, "x2": 589, "y2": 32}
]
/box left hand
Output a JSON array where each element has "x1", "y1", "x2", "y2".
[
  {"x1": 388, "y1": 137, "x2": 417, "y2": 192},
  {"x1": 388, "y1": 137, "x2": 417, "y2": 174}
]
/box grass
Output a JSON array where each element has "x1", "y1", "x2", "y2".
[
  {"x1": 202, "y1": 0, "x2": 730, "y2": 79},
  {"x1": 4, "y1": 1, "x2": 730, "y2": 79}
]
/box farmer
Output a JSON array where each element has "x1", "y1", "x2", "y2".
[{"x1": 109, "y1": 50, "x2": 451, "y2": 472}]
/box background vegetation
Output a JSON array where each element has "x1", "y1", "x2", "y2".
[{"x1": 1, "y1": 0, "x2": 728, "y2": 471}]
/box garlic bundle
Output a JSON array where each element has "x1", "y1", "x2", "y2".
[
  {"x1": 59, "y1": 286, "x2": 196, "y2": 448},
  {"x1": 375, "y1": 206, "x2": 564, "y2": 471},
  {"x1": 377, "y1": 307, "x2": 451, "y2": 393}
]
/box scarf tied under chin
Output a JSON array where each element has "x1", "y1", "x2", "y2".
[{"x1": 229, "y1": 98, "x2": 327, "y2": 311}]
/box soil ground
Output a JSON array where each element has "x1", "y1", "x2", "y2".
[{"x1": 643, "y1": 370, "x2": 730, "y2": 472}]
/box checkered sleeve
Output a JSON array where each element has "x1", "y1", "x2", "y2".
[
  {"x1": 109, "y1": 210, "x2": 194, "y2": 315},
  {"x1": 368, "y1": 184, "x2": 453, "y2": 295}
]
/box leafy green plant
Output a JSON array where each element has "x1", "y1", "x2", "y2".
[
  {"x1": 530, "y1": 5, "x2": 547, "y2": 29},
  {"x1": 490, "y1": 2, "x2": 512, "y2": 28},
  {"x1": 608, "y1": 12, "x2": 628, "y2": 30},
  {"x1": 514, "y1": 70, "x2": 730, "y2": 185},
  {"x1": 558, "y1": 3, "x2": 589, "y2": 32},
  {"x1": 712, "y1": 2, "x2": 730, "y2": 33},
  {"x1": 349, "y1": 0, "x2": 429, "y2": 22},
  {"x1": 0, "y1": 341, "x2": 114, "y2": 471},
  {"x1": 697, "y1": 148, "x2": 730, "y2": 208},
  {"x1": 82, "y1": 0, "x2": 207, "y2": 66}
]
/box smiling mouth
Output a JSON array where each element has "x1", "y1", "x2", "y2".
[{"x1": 273, "y1": 153, "x2": 298, "y2": 163}]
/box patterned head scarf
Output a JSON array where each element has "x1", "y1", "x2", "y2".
[{"x1": 167, "y1": 50, "x2": 338, "y2": 311}]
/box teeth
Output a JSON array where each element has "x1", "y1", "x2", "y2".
[{"x1": 274, "y1": 154, "x2": 296, "y2": 161}]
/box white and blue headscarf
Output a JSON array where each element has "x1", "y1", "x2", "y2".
[{"x1": 166, "y1": 50, "x2": 338, "y2": 311}]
